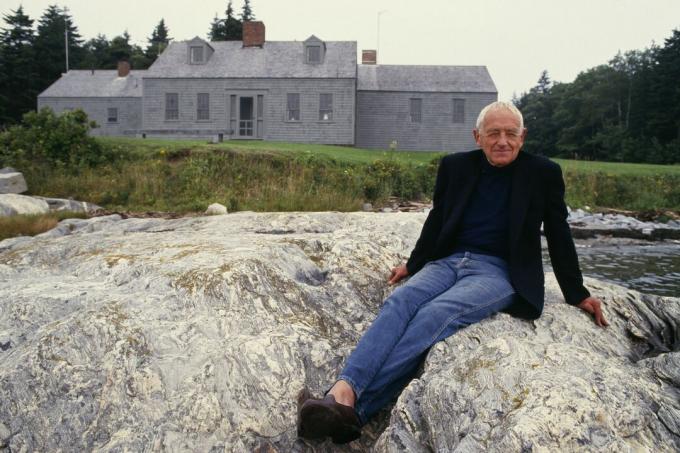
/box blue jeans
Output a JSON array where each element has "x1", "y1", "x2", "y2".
[{"x1": 337, "y1": 252, "x2": 516, "y2": 425}]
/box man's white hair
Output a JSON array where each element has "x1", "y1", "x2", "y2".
[{"x1": 475, "y1": 101, "x2": 524, "y2": 131}]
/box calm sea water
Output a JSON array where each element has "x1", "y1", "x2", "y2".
[{"x1": 542, "y1": 240, "x2": 680, "y2": 298}]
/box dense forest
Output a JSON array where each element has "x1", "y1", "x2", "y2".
[
  {"x1": 0, "y1": 1, "x2": 255, "y2": 126},
  {"x1": 514, "y1": 29, "x2": 680, "y2": 164}
]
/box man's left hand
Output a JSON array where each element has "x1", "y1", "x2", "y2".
[{"x1": 577, "y1": 296, "x2": 609, "y2": 327}]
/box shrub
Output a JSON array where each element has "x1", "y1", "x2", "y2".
[{"x1": 0, "y1": 107, "x2": 104, "y2": 168}]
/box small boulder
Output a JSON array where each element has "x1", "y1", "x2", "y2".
[
  {"x1": 205, "y1": 203, "x2": 228, "y2": 216},
  {"x1": 0, "y1": 194, "x2": 49, "y2": 216},
  {"x1": 362, "y1": 203, "x2": 373, "y2": 212},
  {"x1": 0, "y1": 171, "x2": 28, "y2": 194}
]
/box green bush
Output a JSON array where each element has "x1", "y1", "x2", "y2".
[{"x1": 0, "y1": 107, "x2": 105, "y2": 168}]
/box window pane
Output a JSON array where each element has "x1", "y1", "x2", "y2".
[
  {"x1": 190, "y1": 46, "x2": 203, "y2": 63},
  {"x1": 453, "y1": 98, "x2": 465, "y2": 123},
  {"x1": 197, "y1": 93, "x2": 209, "y2": 120},
  {"x1": 230, "y1": 95, "x2": 237, "y2": 117},
  {"x1": 410, "y1": 98, "x2": 422, "y2": 123},
  {"x1": 107, "y1": 107, "x2": 118, "y2": 123},
  {"x1": 165, "y1": 93, "x2": 178, "y2": 120},
  {"x1": 307, "y1": 46, "x2": 321, "y2": 63},
  {"x1": 319, "y1": 93, "x2": 333, "y2": 121},
  {"x1": 287, "y1": 93, "x2": 300, "y2": 121}
]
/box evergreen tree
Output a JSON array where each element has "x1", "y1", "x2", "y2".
[
  {"x1": 34, "y1": 5, "x2": 84, "y2": 94},
  {"x1": 225, "y1": 1, "x2": 242, "y2": 40},
  {"x1": 208, "y1": 14, "x2": 226, "y2": 41},
  {"x1": 146, "y1": 18, "x2": 170, "y2": 62},
  {"x1": 0, "y1": 6, "x2": 37, "y2": 125},
  {"x1": 648, "y1": 29, "x2": 680, "y2": 142},
  {"x1": 241, "y1": 0, "x2": 255, "y2": 21},
  {"x1": 81, "y1": 34, "x2": 111, "y2": 69},
  {"x1": 209, "y1": 1, "x2": 243, "y2": 42},
  {"x1": 109, "y1": 31, "x2": 133, "y2": 62},
  {"x1": 516, "y1": 71, "x2": 561, "y2": 157}
]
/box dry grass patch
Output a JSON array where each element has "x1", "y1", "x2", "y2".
[{"x1": 0, "y1": 211, "x2": 88, "y2": 241}]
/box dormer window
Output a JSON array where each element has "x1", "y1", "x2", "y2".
[
  {"x1": 186, "y1": 37, "x2": 214, "y2": 65},
  {"x1": 190, "y1": 46, "x2": 204, "y2": 64},
  {"x1": 303, "y1": 35, "x2": 325, "y2": 65},
  {"x1": 306, "y1": 46, "x2": 321, "y2": 64}
]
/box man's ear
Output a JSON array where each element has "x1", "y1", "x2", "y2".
[
  {"x1": 521, "y1": 128, "x2": 528, "y2": 141},
  {"x1": 473, "y1": 129, "x2": 481, "y2": 146}
]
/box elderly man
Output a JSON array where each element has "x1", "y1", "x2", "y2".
[{"x1": 297, "y1": 101, "x2": 608, "y2": 444}]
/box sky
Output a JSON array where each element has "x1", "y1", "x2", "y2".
[{"x1": 3, "y1": 0, "x2": 680, "y2": 100}]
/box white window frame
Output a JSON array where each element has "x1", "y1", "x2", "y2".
[
  {"x1": 190, "y1": 46, "x2": 204, "y2": 64},
  {"x1": 410, "y1": 98, "x2": 422, "y2": 123},
  {"x1": 107, "y1": 107, "x2": 118, "y2": 123},
  {"x1": 165, "y1": 93, "x2": 179, "y2": 120},
  {"x1": 287, "y1": 93, "x2": 300, "y2": 121},
  {"x1": 306, "y1": 45, "x2": 321, "y2": 64},
  {"x1": 197, "y1": 93, "x2": 210, "y2": 121},
  {"x1": 319, "y1": 93, "x2": 333, "y2": 121},
  {"x1": 452, "y1": 98, "x2": 465, "y2": 124}
]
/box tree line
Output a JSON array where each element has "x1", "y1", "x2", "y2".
[
  {"x1": 514, "y1": 29, "x2": 680, "y2": 164},
  {"x1": 0, "y1": 1, "x2": 256, "y2": 126}
]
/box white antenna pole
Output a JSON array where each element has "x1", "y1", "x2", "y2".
[
  {"x1": 377, "y1": 10, "x2": 387, "y2": 64},
  {"x1": 65, "y1": 26, "x2": 69, "y2": 72}
]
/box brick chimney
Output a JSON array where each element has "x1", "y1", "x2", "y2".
[
  {"x1": 243, "y1": 21, "x2": 265, "y2": 47},
  {"x1": 117, "y1": 60, "x2": 131, "y2": 77},
  {"x1": 362, "y1": 49, "x2": 377, "y2": 65}
]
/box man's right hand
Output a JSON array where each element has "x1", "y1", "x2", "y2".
[{"x1": 388, "y1": 264, "x2": 409, "y2": 285}]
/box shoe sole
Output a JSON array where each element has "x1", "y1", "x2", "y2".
[{"x1": 298, "y1": 400, "x2": 361, "y2": 444}]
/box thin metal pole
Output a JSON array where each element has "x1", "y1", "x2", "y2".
[
  {"x1": 377, "y1": 10, "x2": 387, "y2": 64},
  {"x1": 65, "y1": 25, "x2": 69, "y2": 72}
]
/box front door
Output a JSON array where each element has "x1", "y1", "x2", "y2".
[{"x1": 239, "y1": 97, "x2": 254, "y2": 137}]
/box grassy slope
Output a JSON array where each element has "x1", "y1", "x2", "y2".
[
  {"x1": 99, "y1": 137, "x2": 444, "y2": 165},
  {"x1": 16, "y1": 137, "x2": 680, "y2": 216}
]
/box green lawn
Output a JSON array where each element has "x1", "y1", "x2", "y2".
[
  {"x1": 554, "y1": 158, "x2": 680, "y2": 176},
  {"x1": 97, "y1": 137, "x2": 444, "y2": 165},
  {"x1": 100, "y1": 136, "x2": 679, "y2": 174}
]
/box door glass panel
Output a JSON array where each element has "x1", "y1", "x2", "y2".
[{"x1": 239, "y1": 97, "x2": 253, "y2": 137}]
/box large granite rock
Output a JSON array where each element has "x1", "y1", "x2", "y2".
[
  {"x1": 0, "y1": 168, "x2": 27, "y2": 194},
  {"x1": 0, "y1": 212, "x2": 678, "y2": 452},
  {"x1": 0, "y1": 193, "x2": 49, "y2": 216}
]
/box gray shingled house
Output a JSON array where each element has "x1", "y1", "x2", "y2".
[
  {"x1": 38, "y1": 22, "x2": 497, "y2": 152},
  {"x1": 37, "y1": 65, "x2": 145, "y2": 136}
]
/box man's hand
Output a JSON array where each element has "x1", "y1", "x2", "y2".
[
  {"x1": 388, "y1": 264, "x2": 409, "y2": 285},
  {"x1": 577, "y1": 296, "x2": 609, "y2": 327}
]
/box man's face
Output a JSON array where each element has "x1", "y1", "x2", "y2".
[{"x1": 473, "y1": 109, "x2": 527, "y2": 167}]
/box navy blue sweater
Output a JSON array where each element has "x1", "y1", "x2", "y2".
[{"x1": 452, "y1": 158, "x2": 515, "y2": 259}]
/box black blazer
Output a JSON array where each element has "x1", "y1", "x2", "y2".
[{"x1": 406, "y1": 149, "x2": 590, "y2": 319}]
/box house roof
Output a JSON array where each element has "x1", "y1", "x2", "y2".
[
  {"x1": 358, "y1": 65, "x2": 496, "y2": 93},
  {"x1": 145, "y1": 40, "x2": 357, "y2": 78},
  {"x1": 38, "y1": 70, "x2": 146, "y2": 97}
]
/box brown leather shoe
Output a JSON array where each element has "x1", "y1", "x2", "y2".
[{"x1": 298, "y1": 393, "x2": 361, "y2": 444}]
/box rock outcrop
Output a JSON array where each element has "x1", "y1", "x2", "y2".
[
  {"x1": 0, "y1": 193, "x2": 49, "y2": 216},
  {"x1": 0, "y1": 212, "x2": 678, "y2": 452},
  {"x1": 0, "y1": 168, "x2": 27, "y2": 194}
]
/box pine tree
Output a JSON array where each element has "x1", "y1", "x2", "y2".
[
  {"x1": 225, "y1": 0, "x2": 242, "y2": 40},
  {"x1": 208, "y1": 14, "x2": 226, "y2": 41},
  {"x1": 146, "y1": 18, "x2": 170, "y2": 62},
  {"x1": 109, "y1": 31, "x2": 133, "y2": 62},
  {"x1": 0, "y1": 6, "x2": 37, "y2": 124},
  {"x1": 649, "y1": 29, "x2": 680, "y2": 142},
  {"x1": 34, "y1": 5, "x2": 84, "y2": 94},
  {"x1": 82, "y1": 34, "x2": 111, "y2": 69},
  {"x1": 241, "y1": 0, "x2": 255, "y2": 21}
]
